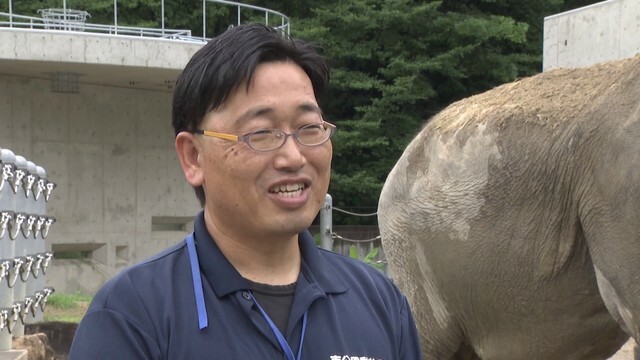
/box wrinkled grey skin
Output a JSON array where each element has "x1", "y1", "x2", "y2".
[{"x1": 378, "y1": 57, "x2": 640, "y2": 359}]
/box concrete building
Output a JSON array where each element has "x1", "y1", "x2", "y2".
[
  {"x1": 0, "y1": 2, "x2": 290, "y2": 295},
  {"x1": 543, "y1": 0, "x2": 640, "y2": 70}
]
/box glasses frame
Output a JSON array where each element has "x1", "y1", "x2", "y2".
[{"x1": 194, "y1": 121, "x2": 336, "y2": 152}]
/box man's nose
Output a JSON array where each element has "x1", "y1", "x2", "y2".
[{"x1": 274, "y1": 134, "x2": 306, "y2": 170}]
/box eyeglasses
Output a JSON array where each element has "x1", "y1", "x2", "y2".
[{"x1": 194, "y1": 121, "x2": 336, "y2": 152}]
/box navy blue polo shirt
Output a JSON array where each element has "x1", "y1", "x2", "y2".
[{"x1": 69, "y1": 212, "x2": 421, "y2": 359}]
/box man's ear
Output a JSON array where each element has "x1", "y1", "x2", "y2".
[{"x1": 175, "y1": 132, "x2": 205, "y2": 187}]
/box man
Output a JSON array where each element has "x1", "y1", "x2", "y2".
[{"x1": 69, "y1": 24, "x2": 421, "y2": 359}]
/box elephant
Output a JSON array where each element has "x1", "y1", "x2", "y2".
[{"x1": 377, "y1": 55, "x2": 640, "y2": 359}]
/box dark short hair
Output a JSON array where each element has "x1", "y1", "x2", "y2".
[{"x1": 172, "y1": 24, "x2": 331, "y2": 207}]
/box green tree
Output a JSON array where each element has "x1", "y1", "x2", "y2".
[{"x1": 293, "y1": 0, "x2": 533, "y2": 224}]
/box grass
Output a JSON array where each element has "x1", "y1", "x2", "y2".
[{"x1": 44, "y1": 293, "x2": 92, "y2": 323}]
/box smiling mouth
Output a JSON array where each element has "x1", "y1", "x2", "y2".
[{"x1": 269, "y1": 183, "x2": 306, "y2": 197}]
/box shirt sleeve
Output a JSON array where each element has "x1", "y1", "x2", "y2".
[
  {"x1": 68, "y1": 307, "x2": 162, "y2": 360},
  {"x1": 399, "y1": 295, "x2": 423, "y2": 359}
]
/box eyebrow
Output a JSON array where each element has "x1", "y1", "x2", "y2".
[{"x1": 233, "y1": 102, "x2": 323, "y2": 126}]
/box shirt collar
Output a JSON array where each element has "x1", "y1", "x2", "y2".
[{"x1": 192, "y1": 211, "x2": 348, "y2": 298}]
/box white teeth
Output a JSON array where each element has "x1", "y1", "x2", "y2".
[
  {"x1": 285, "y1": 183, "x2": 300, "y2": 191},
  {"x1": 271, "y1": 183, "x2": 305, "y2": 196}
]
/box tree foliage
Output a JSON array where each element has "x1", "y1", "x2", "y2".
[{"x1": 293, "y1": 0, "x2": 529, "y2": 223}]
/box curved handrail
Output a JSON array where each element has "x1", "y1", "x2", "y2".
[
  {"x1": 0, "y1": 0, "x2": 291, "y2": 42},
  {"x1": 202, "y1": 0, "x2": 290, "y2": 39},
  {"x1": 0, "y1": 11, "x2": 198, "y2": 41}
]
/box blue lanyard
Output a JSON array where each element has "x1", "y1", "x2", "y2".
[
  {"x1": 187, "y1": 232, "x2": 307, "y2": 359},
  {"x1": 186, "y1": 233, "x2": 208, "y2": 329},
  {"x1": 249, "y1": 292, "x2": 308, "y2": 360}
]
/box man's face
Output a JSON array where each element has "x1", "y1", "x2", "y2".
[{"x1": 196, "y1": 61, "x2": 332, "y2": 241}]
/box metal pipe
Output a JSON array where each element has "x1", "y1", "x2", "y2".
[
  {"x1": 202, "y1": 0, "x2": 206, "y2": 39},
  {"x1": 200, "y1": 0, "x2": 292, "y2": 38},
  {"x1": 114, "y1": 0, "x2": 118, "y2": 34},
  {"x1": 319, "y1": 194, "x2": 333, "y2": 251},
  {"x1": 8, "y1": 0, "x2": 12, "y2": 27}
]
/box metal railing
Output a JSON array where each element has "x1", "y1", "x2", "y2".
[
  {"x1": 0, "y1": 11, "x2": 198, "y2": 41},
  {"x1": 317, "y1": 195, "x2": 388, "y2": 274},
  {"x1": 1, "y1": 1, "x2": 290, "y2": 42},
  {"x1": 203, "y1": 0, "x2": 290, "y2": 38}
]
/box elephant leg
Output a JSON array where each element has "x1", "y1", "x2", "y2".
[
  {"x1": 381, "y1": 227, "x2": 467, "y2": 358},
  {"x1": 595, "y1": 266, "x2": 638, "y2": 339},
  {"x1": 408, "y1": 250, "x2": 476, "y2": 359},
  {"x1": 420, "y1": 318, "x2": 471, "y2": 360},
  {"x1": 585, "y1": 213, "x2": 640, "y2": 343},
  {"x1": 581, "y1": 115, "x2": 640, "y2": 343},
  {"x1": 583, "y1": 174, "x2": 639, "y2": 339},
  {"x1": 387, "y1": 254, "x2": 466, "y2": 359}
]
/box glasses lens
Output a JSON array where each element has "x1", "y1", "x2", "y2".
[
  {"x1": 296, "y1": 123, "x2": 332, "y2": 146},
  {"x1": 247, "y1": 129, "x2": 284, "y2": 151},
  {"x1": 244, "y1": 123, "x2": 334, "y2": 151}
]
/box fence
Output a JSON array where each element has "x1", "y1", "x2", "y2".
[
  {"x1": 0, "y1": 11, "x2": 195, "y2": 41},
  {"x1": 0, "y1": 0, "x2": 290, "y2": 42},
  {"x1": 314, "y1": 194, "x2": 387, "y2": 274},
  {"x1": 37, "y1": 8, "x2": 90, "y2": 31},
  {"x1": 0, "y1": 147, "x2": 56, "y2": 351},
  {"x1": 203, "y1": 0, "x2": 290, "y2": 38}
]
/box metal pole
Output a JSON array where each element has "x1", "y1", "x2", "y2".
[
  {"x1": 8, "y1": 0, "x2": 13, "y2": 27},
  {"x1": 202, "y1": 0, "x2": 206, "y2": 39},
  {"x1": 319, "y1": 194, "x2": 333, "y2": 251},
  {"x1": 161, "y1": 0, "x2": 165, "y2": 35},
  {"x1": 63, "y1": 0, "x2": 67, "y2": 30},
  {"x1": 237, "y1": 5, "x2": 240, "y2": 26},
  {"x1": 0, "y1": 148, "x2": 16, "y2": 350},
  {"x1": 11, "y1": 155, "x2": 28, "y2": 338},
  {"x1": 114, "y1": 0, "x2": 118, "y2": 34}
]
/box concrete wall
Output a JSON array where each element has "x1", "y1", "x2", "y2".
[
  {"x1": 543, "y1": 0, "x2": 640, "y2": 70},
  {"x1": 0, "y1": 30, "x2": 203, "y2": 294},
  {"x1": 0, "y1": 28, "x2": 201, "y2": 71}
]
